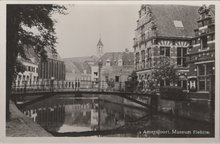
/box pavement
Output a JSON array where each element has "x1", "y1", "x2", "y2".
[{"x1": 6, "y1": 101, "x2": 52, "y2": 137}]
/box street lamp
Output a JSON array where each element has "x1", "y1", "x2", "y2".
[
  {"x1": 98, "y1": 61, "x2": 102, "y2": 91},
  {"x1": 51, "y1": 76, "x2": 55, "y2": 92}
]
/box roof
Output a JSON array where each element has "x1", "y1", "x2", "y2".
[
  {"x1": 45, "y1": 47, "x2": 63, "y2": 61},
  {"x1": 145, "y1": 5, "x2": 201, "y2": 38},
  {"x1": 64, "y1": 56, "x2": 98, "y2": 74},
  {"x1": 98, "y1": 52, "x2": 134, "y2": 66},
  {"x1": 97, "y1": 38, "x2": 104, "y2": 46},
  {"x1": 18, "y1": 44, "x2": 39, "y2": 65},
  {"x1": 208, "y1": 5, "x2": 215, "y2": 16}
]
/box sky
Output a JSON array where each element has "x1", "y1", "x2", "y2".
[{"x1": 52, "y1": 4, "x2": 140, "y2": 58}]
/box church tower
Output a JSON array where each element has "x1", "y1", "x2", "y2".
[{"x1": 97, "y1": 38, "x2": 104, "y2": 58}]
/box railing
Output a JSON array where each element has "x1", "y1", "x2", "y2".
[{"x1": 11, "y1": 80, "x2": 128, "y2": 94}]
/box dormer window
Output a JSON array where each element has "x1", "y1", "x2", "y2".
[
  {"x1": 106, "y1": 59, "x2": 110, "y2": 66},
  {"x1": 118, "y1": 59, "x2": 123, "y2": 66},
  {"x1": 173, "y1": 20, "x2": 184, "y2": 28}
]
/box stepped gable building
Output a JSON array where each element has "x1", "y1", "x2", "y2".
[
  {"x1": 187, "y1": 5, "x2": 215, "y2": 99},
  {"x1": 38, "y1": 47, "x2": 65, "y2": 81},
  {"x1": 133, "y1": 5, "x2": 200, "y2": 89}
]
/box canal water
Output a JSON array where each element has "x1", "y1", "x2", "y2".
[{"x1": 22, "y1": 95, "x2": 213, "y2": 137}]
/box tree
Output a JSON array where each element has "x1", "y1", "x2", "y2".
[
  {"x1": 6, "y1": 5, "x2": 67, "y2": 121},
  {"x1": 125, "y1": 71, "x2": 138, "y2": 92},
  {"x1": 150, "y1": 57, "x2": 179, "y2": 87},
  {"x1": 106, "y1": 78, "x2": 115, "y2": 89}
]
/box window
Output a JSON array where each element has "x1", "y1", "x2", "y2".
[
  {"x1": 94, "y1": 72, "x2": 98, "y2": 76},
  {"x1": 118, "y1": 59, "x2": 123, "y2": 66},
  {"x1": 173, "y1": 20, "x2": 184, "y2": 28},
  {"x1": 165, "y1": 79, "x2": 170, "y2": 86},
  {"x1": 177, "y1": 80, "x2": 187, "y2": 90},
  {"x1": 18, "y1": 75, "x2": 21, "y2": 80},
  {"x1": 105, "y1": 76, "x2": 109, "y2": 81},
  {"x1": 160, "y1": 79, "x2": 169, "y2": 86},
  {"x1": 147, "y1": 48, "x2": 152, "y2": 67},
  {"x1": 197, "y1": 63, "x2": 213, "y2": 91},
  {"x1": 198, "y1": 64, "x2": 205, "y2": 76},
  {"x1": 115, "y1": 76, "x2": 119, "y2": 82},
  {"x1": 106, "y1": 59, "x2": 110, "y2": 66},
  {"x1": 198, "y1": 77, "x2": 205, "y2": 91},
  {"x1": 209, "y1": 34, "x2": 215, "y2": 41},
  {"x1": 160, "y1": 47, "x2": 170, "y2": 57},
  {"x1": 177, "y1": 47, "x2": 187, "y2": 67},
  {"x1": 201, "y1": 36, "x2": 207, "y2": 49}
]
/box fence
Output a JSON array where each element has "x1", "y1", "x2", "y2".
[{"x1": 11, "y1": 79, "x2": 127, "y2": 94}]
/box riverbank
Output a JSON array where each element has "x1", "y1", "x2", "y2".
[{"x1": 6, "y1": 101, "x2": 52, "y2": 137}]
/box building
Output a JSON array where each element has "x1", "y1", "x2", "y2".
[
  {"x1": 64, "y1": 56, "x2": 98, "y2": 88},
  {"x1": 38, "y1": 47, "x2": 65, "y2": 81},
  {"x1": 187, "y1": 5, "x2": 215, "y2": 99},
  {"x1": 98, "y1": 50, "x2": 134, "y2": 90},
  {"x1": 14, "y1": 44, "x2": 39, "y2": 87},
  {"x1": 133, "y1": 5, "x2": 200, "y2": 89}
]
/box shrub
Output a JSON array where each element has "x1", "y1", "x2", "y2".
[{"x1": 159, "y1": 86, "x2": 187, "y2": 100}]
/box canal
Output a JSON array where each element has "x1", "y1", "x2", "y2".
[{"x1": 21, "y1": 94, "x2": 213, "y2": 137}]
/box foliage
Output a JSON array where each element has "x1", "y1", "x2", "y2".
[
  {"x1": 7, "y1": 4, "x2": 67, "y2": 79},
  {"x1": 160, "y1": 86, "x2": 187, "y2": 100},
  {"x1": 125, "y1": 71, "x2": 138, "y2": 92},
  {"x1": 6, "y1": 4, "x2": 67, "y2": 120},
  {"x1": 151, "y1": 57, "x2": 179, "y2": 86},
  {"x1": 106, "y1": 78, "x2": 115, "y2": 88}
]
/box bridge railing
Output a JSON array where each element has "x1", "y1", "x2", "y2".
[{"x1": 11, "y1": 80, "x2": 128, "y2": 94}]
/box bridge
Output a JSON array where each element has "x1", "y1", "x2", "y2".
[{"x1": 11, "y1": 80, "x2": 159, "y2": 111}]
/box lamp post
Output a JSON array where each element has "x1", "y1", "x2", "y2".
[
  {"x1": 51, "y1": 76, "x2": 55, "y2": 92},
  {"x1": 98, "y1": 61, "x2": 102, "y2": 92}
]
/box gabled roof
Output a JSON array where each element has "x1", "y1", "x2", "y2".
[
  {"x1": 146, "y1": 5, "x2": 200, "y2": 38},
  {"x1": 208, "y1": 5, "x2": 215, "y2": 17},
  {"x1": 97, "y1": 52, "x2": 134, "y2": 66},
  {"x1": 18, "y1": 44, "x2": 40, "y2": 65},
  {"x1": 45, "y1": 47, "x2": 63, "y2": 61},
  {"x1": 97, "y1": 38, "x2": 104, "y2": 46},
  {"x1": 64, "y1": 56, "x2": 98, "y2": 74}
]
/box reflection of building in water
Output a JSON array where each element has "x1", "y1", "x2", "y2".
[
  {"x1": 91, "y1": 109, "x2": 98, "y2": 125},
  {"x1": 58, "y1": 103, "x2": 97, "y2": 132},
  {"x1": 23, "y1": 104, "x2": 65, "y2": 132}
]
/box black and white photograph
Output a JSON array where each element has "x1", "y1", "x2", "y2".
[{"x1": 2, "y1": 0, "x2": 219, "y2": 143}]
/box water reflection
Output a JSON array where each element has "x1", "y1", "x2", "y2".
[{"x1": 23, "y1": 95, "x2": 213, "y2": 137}]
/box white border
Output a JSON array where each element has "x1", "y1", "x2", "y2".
[{"x1": 0, "y1": 1, "x2": 219, "y2": 144}]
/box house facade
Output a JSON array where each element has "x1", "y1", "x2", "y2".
[
  {"x1": 98, "y1": 50, "x2": 134, "y2": 90},
  {"x1": 133, "y1": 5, "x2": 200, "y2": 89},
  {"x1": 14, "y1": 45, "x2": 39, "y2": 87},
  {"x1": 187, "y1": 5, "x2": 215, "y2": 99},
  {"x1": 38, "y1": 47, "x2": 65, "y2": 81},
  {"x1": 64, "y1": 56, "x2": 98, "y2": 88}
]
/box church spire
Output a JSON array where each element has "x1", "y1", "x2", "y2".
[{"x1": 97, "y1": 36, "x2": 104, "y2": 58}]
